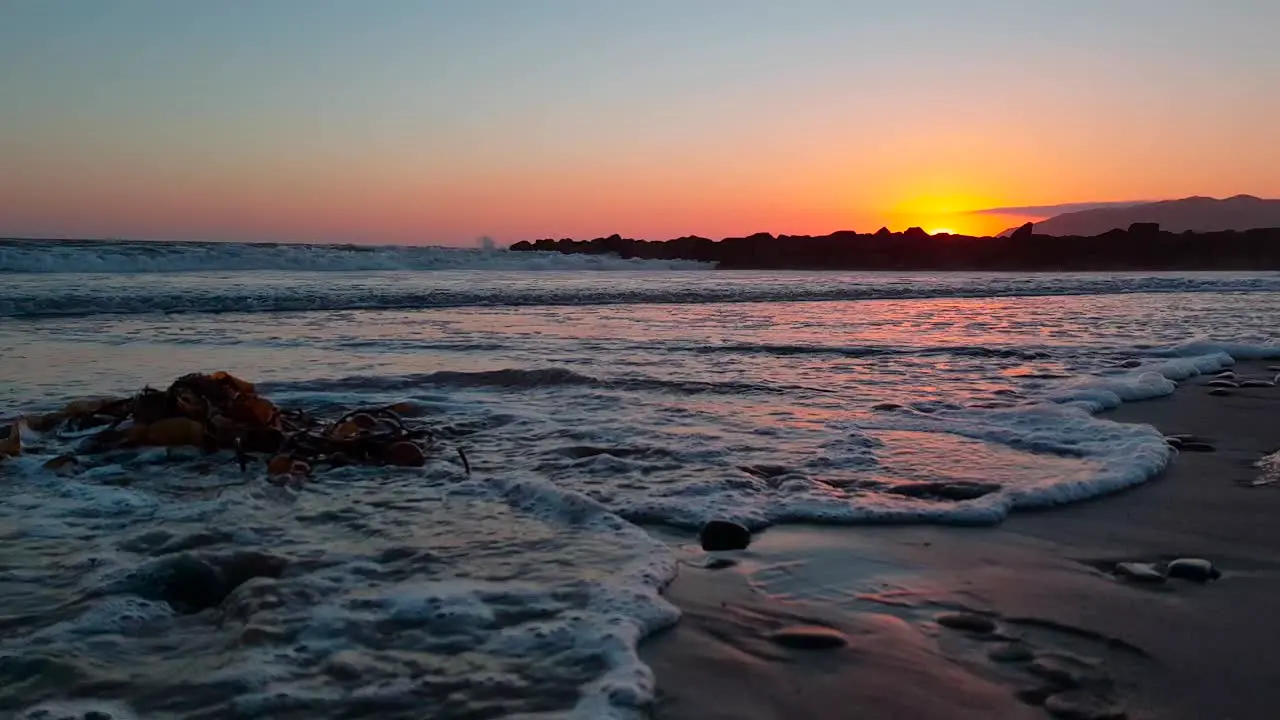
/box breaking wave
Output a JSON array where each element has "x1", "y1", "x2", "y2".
[{"x1": 0, "y1": 239, "x2": 711, "y2": 274}]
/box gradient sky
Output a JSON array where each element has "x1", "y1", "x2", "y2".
[{"x1": 2, "y1": 1, "x2": 1278, "y2": 244}]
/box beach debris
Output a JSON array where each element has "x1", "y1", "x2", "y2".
[
  {"x1": 1165, "y1": 558, "x2": 1220, "y2": 582},
  {"x1": 935, "y1": 611, "x2": 997, "y2": 634},
  {"x1": 1207, "y1": 388, "x2": 1233, "y2": 397},
  {"x1": 1043, "y1": 691, "x2": 1127, "y2": 719},
  {"x1": 1114, "y1": 562, "x2": 1166, "y2": 584},
  {"x1": 767, "y1": 624, "x2": 848, "y2": 650},
  {"x1": 12, "y1": 371, "x2": 463, "y2": 479},
  {"x1": 699, "y1": 519, "x2": 751, "y2": 551},
  {"x1": 988, "y1": 642, "x2": 1035, "y2": 663}
]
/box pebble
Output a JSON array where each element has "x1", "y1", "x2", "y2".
[
  {"x1": 1207, "y1": 379, "x2": 1239, "y2": 388},
  {"x1": 1044, "y1": 691, "x2": 1127, "y2": 719},
  {"x1": 1180, "y1": 442, "x2": 1216, "y2": 452},
  {"x1": 385, "y1": 441, "x2": 426, "y2": 467},
  {"x1": 871, "y1": 402, "x2": 904, "y2": 411},
  {"x1": 768, "y1": 625, "x2": 849, "y2": 650},
  {"x1": 1240, "y1": 379, "x2": 1276, "y2": 388},
  {"x1": 1027, "y1": 653, "x2": 1101, "y2": 690},
  {"x1": 1163, "y1": 436, "x2": 1183, "y2": 449},
  {"x1": 935, "y1": 612, "x2": 996, "y2": 633},
  {"x1": 1118, "y1": 359, "x2": 1143, "y2": 368},
  {"x1": 1166, "y1": 558, "x2": 1220, "y2": 582},
  {"x1": 699, "y1": 519, "x2": 752, "y2": 551},
  {"x1": 988, "y1": 642, "x2": 1034, "y2": 663},
  {"x1": 1115, "y1": 562, "x2": 1165, "y2": 584},
  {"x1": 704, "y1": 557, "x2": 738, "y2": 570},
  {"x1": 1215, "y1": 371, "x2": 1237, "y2": 379},
  {"x1": 1208, "y1": 388, "x2": 1232, "y2": 397}
]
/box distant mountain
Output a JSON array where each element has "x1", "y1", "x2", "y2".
[{"x1": 1003, "y1": 195, "x2": 1280, "y2": 236}]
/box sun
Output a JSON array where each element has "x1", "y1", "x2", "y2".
[{"x1": 929, "y1": 228, "x2": 956, "y2": 235}]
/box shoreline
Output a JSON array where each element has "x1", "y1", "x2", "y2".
[{"x1": 640, "y1": 360, "x2": 1280, "y2": 719}]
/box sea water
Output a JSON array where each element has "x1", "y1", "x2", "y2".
[{"x1": 2, "y1": 239, "x2": 1278, "y2": 718}]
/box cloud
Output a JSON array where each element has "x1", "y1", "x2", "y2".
[{"x1": 969, "y1": 200, "x2": 1153, "y2": 217}]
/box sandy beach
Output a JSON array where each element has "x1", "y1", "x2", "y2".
[{"x1": 642, "y1": 361, "x2": 1280, "y2": 720}]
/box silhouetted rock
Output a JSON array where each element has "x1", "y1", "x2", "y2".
[
  {"x1": 507, "y1": 217, "x2": 1280, "y2": 270},
  {"x1": 1011, "y1": 222, "x2": 1035, "y2": 239},
  {"x1": 1128, "y1": 222, "x2": 1160, "y2": 235},
  {"x1": 699, "y1": 519, "x2": 751, "y2": 551}
]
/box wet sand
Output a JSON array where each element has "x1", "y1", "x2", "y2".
[{"x1": 641, "y1": 361, "x2": 1280, "y2": 720}]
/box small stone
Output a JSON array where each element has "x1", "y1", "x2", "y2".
[
  {"x1": 704, "y1": 557, "x2": 738, "y2": 570},
  {"x1": 768, "y1": 625, "x2": 848, "y2": 650},
  {"x1": 1208, "y1": 388, "x2": 1232, "y2": 397},
  {"x1": 871, "y1": 402, "x2": 904, "y2": 411},
  {"x1": 1164, "y1": 436, "x2": 1183, "y2": 449},
  {"x1": 699, "y1": 519, "x2": 751, "y2": 551},
  {"x1": 1118, "y1": 360, "x2": 1143, "y2": 368},
  {"x1": 1166, "y1": 558, "x2": 1220, "y2": 582},
  {"x1": 1215, "y1": 371, "x2": 1237, "y2": 379},
  {"x1": 935, "y1": 612, "x2": 996, "y2": 633},
  {"x1": 1015, "y1": 686, "x2": 1052, "y2": 706},
  {"x1": 267, "y1": 454, "x2": 293, "y2": 476},
  {"x1": 988, "y1": 642, "x2": 1034, "y2": 663},
  {"x1": 1044, "y1": 691, "x2": 1127, "y2": 719},
  {"x1": 936, "y1": 482, "x2": 1003, "y2": 501},
  {"x1": 1028, "y1": 654, "x2": 1096, "y2": 690},
  {"x1": 385, "y1": 441, "x2": 426, "y2": 467},
  {"x1": 1180, "y1": 442, "x2": 1215, "y2": 452},
  {"x1": 1115, "y1": 562, "x2": 1165, "y2": 584},
  {"x1": 1207, "y1": 379, "x2": 1239, "y2": 388},
  {"x1": 1240, "y1": 379, "x2": 1276, "y2": 388}
]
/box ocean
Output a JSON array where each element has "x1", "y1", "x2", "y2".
[{"x1": 2, "y1": 238, "x2": 1279, "y2": 719}]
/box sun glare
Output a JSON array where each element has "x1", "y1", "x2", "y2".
[{"x1": 929, "y1": 228, "x2": 956, "y2": 235}]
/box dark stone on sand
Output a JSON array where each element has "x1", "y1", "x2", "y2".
[
  {"x1": 1215, "y1": 371, "x2": 1237, "y2": 379},
  {"x1": 1044, "y1": 691, "x2": 1127, "y2": 719},
  {"x1": 1207, "y1": 379, "x2": 1239, "y2": 388},
  {"x1": 1118, "y1": 359, "x2": 1143, "y2": 369},
  {"x1": 1166, "y1": 558, "x2": 1220, "y2": 582},
  {"x1": 1208, "y1": 388, "x2": 1233, "y2": 397},
  {"x1": 1180, "y1": 442, "x2": 1216, "y2": 452},
  {"x1": 988, "y1": 642, "x2": 1034, "y2": 663},
  {"x1": 768, "y1": 625, "x2": 849, "y2": 650},
  {"x1": 889, "y1": 481, "x2": 1002, "y2": 501},
  {"x1": 871, "y1": 402, "x2": 904, "y2": 411},
  {"x1": 1015, "y1": 686, "x2": 1053, "y2": 706},
  {"x1": 936, "y1": 612, "x2": 996, "y2": 633},
  {"x1": 1115, "y1": 562, "x2": 1165, "y2": 584},
  {"x1": 1164, "y1": 436, "x2": 1183, "y2": 449},
  {"x1": 1240, "y1": 379, "x2": 1276, "y2": 388},
  {"x1": 704, "y1": 557, "x2": 738, "y2": 570},
  {"x1": 699, "y1": 520, "x2": 751, "y2": 551}
]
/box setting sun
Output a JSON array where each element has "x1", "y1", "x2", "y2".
[{"x1": 929, "y1": 228, "x2": 956, "y2": 235}]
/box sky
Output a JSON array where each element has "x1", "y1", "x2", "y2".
[{"x1": 2, "y1": 1, "x2": 1278, "y2": 245}]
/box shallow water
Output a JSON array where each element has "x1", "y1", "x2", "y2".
[{"x1": 2, "y1": 247, "x2": 1279, "y2": 718}]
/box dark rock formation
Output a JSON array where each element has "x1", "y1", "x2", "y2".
[
  {"x1": 1011, "y1": 222, "x2": 1035, "y2": 239},
  {"x1": 510, "y1": 224, "x2": 1280, "y2": 271},
  {"x1": 699, "y1": 519, "x2": 751, "y2": 551}
]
